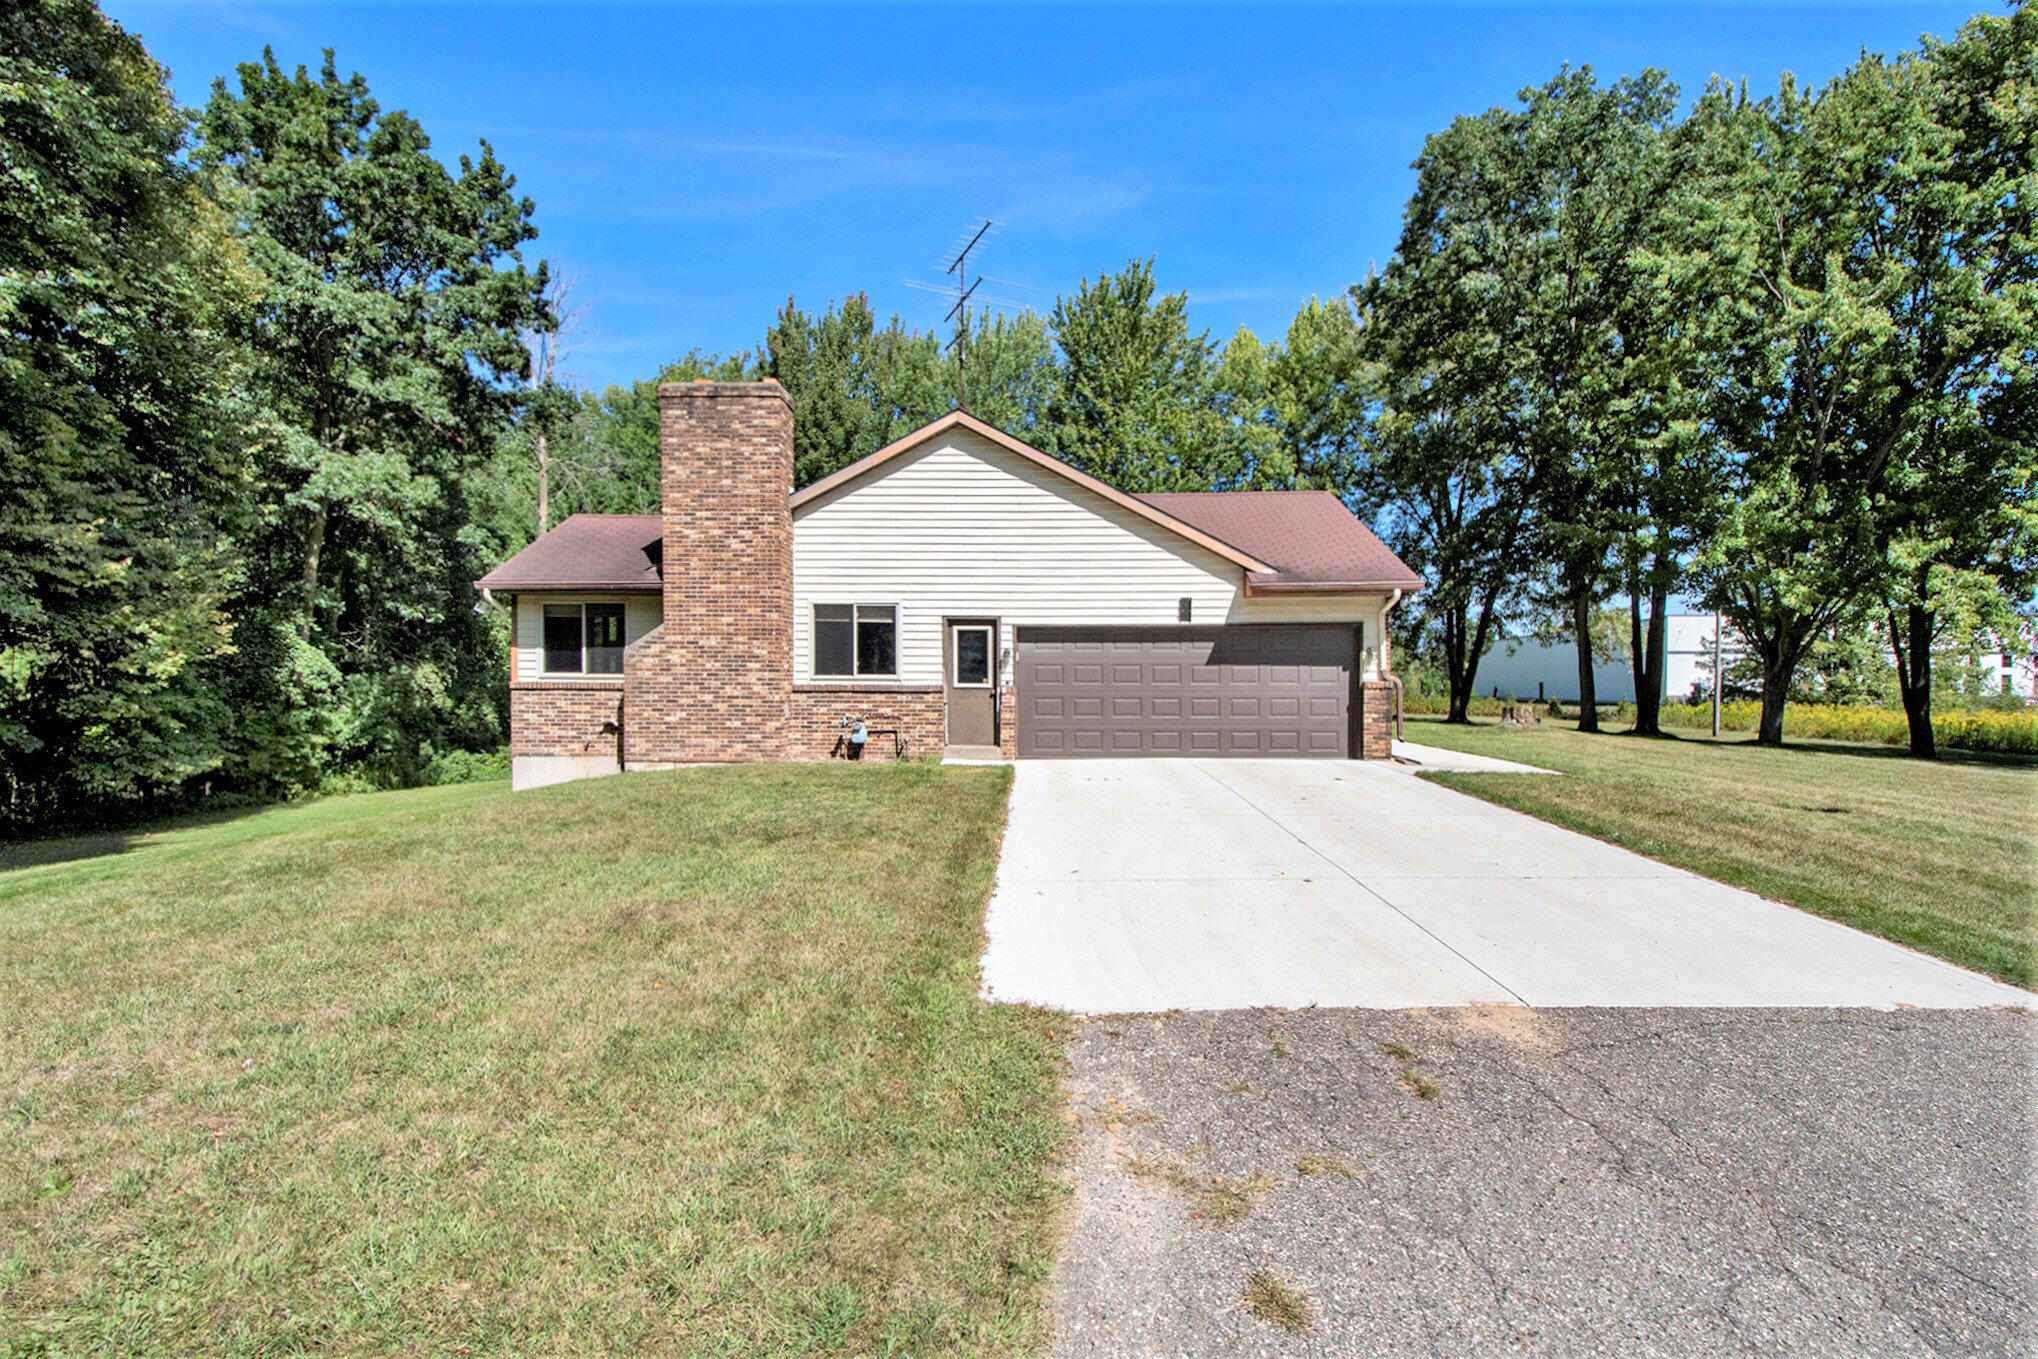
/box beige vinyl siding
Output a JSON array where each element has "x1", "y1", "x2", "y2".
[
  {"x1": 513, "y1": 593, "x2": 661, "y2": 681},
  {"x1": 791, "y1": 430, "x2": 1391, "y2": 687}
]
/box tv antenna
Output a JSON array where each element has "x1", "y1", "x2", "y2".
[{"x1": 943, "y1": 218, "x2": 995, "y2": 412}]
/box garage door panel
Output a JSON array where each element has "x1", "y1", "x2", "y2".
[{"x1": 1016, "y1": 625, "x2": 1354, "y2": 759}]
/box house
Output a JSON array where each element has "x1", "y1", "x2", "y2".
[{"x1": 478, "y1": 381, "x2": 1423, "y2": 789}]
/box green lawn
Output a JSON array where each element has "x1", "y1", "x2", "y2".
[
  {"x1": 1404, "y1": 715, "x2": 2038, "y2": 988},
  {"x1": 0, "y1": 765, "x2": 1065, "y2": 1357}
]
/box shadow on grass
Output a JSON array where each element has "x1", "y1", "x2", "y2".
[{"x1": 0, "y1": 798, "x2": 286, "y2": 872}]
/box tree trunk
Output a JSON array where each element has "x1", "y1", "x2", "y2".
[
  {"x1": 535, "y1": 430, "x2": 550, "y2": 536},
  {"x1": 1756, "y1": 653, "x2": 1792, "y2": 745},
  {"x1": 1889, "y1": 602, "x2": 1937, "y2": 760},
  {"x1": 1630, "y1": 581, "x2": 1668, "y2": 736},
  {"x1": 1572, "y1": 590, "x2": 1599, "y2": 733},
  {"x1": 1444, "y1": 608, "x2": 1472, "y2": 722},
  {"x1": 300, "y1": 503, "x2": 327, "y2": 636}
]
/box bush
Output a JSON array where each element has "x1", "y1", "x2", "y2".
[
  {"x1": 419, "y1": 748, "x2": 512, "y2": 785},
  {"x1": 1656, "y1": 699, "x2": 2038, "y2": 753}
]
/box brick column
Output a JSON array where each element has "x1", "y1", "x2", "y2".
[
  {"x1": 623, "y1": 381, "x2": 794, "y2": 765},
  {"x1": 1359, "y1": 680, "x2": 1396, "y2": 759}
]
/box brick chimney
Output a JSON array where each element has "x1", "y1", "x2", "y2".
[{"x1": 622, "y1": 381, "x2": 794, "y2": 764}]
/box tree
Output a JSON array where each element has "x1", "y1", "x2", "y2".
[
  {"x1": 954, "y1": 310, "x2": 1058, "y2": 442},
  {"x1": 1267, "y1": 296, "x2": 1371, "y2": 491},
  {"x1": 763, "y1": 294, "x2": 948, "y2": 487},
  {"x1": 1354, "y1": 97, "x2": 1583, "y2": 723},
  {"x1": 194, "y1": 49, "x2": 550, "y2": 789},
  {"x1": 1854, "y1": 10, "x2": 2038, "y2": 757},
  {"x1": 519, "y1": 272, "x2": 581, "y2": 537},
  {"x1": 1371, "y1": 68, "x2": 1681, "y2": 734},
  {"x1": 1048, "y1": 260, "x2": 1245, "y2": 491},
  {"x1": 0, "y1": 0, "x2": 246, "y2": 828},
  {"x1": 1672, "y1": 13, "x2": 2038, "y2": 748}
]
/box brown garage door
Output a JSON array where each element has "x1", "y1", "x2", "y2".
[{"x1": 1015, "y1": 625, "x2": 1355, "y2": 759}]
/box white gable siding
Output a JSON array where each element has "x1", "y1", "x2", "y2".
[
  {"x1": 511, "y1": 592, "x2": 661, "y2": 681},
  {"x1": 791, "y1": 431, "x2": 1391, "y2": 687}
]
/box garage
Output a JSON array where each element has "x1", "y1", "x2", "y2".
[{"x1": 1014, "y1": 625, "x2": 1356, "y2": 758}]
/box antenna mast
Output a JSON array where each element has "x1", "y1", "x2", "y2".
[{"x1": 943, "y1": 218, "x2": 994, "y2": 413}]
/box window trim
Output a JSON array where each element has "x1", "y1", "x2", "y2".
[
  {"x1": 950, "y1": 623, "x2": 994, "y2": 689},
  {"x1": 540, "y1": 601, "x2": 628, "y2": 677},
  {"x1": 813, "y1": 602, "x2": 900, "y2": 679}
]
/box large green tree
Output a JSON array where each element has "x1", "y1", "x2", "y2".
[
  {"x1": 1853, "y1": 10, "x2": 2038, "y2": 757},
  {"x1": 1370, "y1": 68, "x2": 1682, "y2": 733},
  {"x1": 1672, "y1": 11, "x2": 2038, "y2": 748},
  {"x1": 1048, "y1": 259, "x2": 1269, "y2": 491},
  {"x1": 764, "y1": 294, "x2": 949, "y2": 488},
  {"x1": 0, "y1": 0, "x2": 247, "y2": 828},
  {"x1": 194, "y1": 49, "x2": 550, "y2": 789}
]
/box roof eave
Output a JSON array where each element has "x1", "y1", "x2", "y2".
[
  {"x1": 472, "y1": 578, "x2": 662, "y2": 593},
  {"x1": 1245, "y1": 576, "x2": 1426, "y2": 596}
]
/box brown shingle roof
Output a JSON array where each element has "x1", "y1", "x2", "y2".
[
  {"x1": 1135, "y1": 491, "x2": 1424, "y2": 591},
  {"x1": 476, "y1": 514, "x2": 662, "y2": 591},
  {"x1": 477, "y1": 485, "x2": 1421, "y2": 596}
]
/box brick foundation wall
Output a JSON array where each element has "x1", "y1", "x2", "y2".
[
  {"x1": 787, "y1": 686, "x2": 945, "y2": 761},
  {"x1": 1359, "y1": 679, "x2": 1396, "y2": 759},
  {"x1": 623, "y1": 381, "x2": 794, "y2": 766},
  {"x1": 511, "y1": 682, "x2": 624, "y2": 760}
]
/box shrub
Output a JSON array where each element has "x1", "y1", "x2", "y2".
[
  {"x1": 419, "y1": 748, "x2": 512, "y2": 785},
  {"x1": 1656, "y1": 699, "x2": 2037, "y2": 753}
]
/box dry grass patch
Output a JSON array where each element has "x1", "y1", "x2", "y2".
[
  {"x1": 1242, "y1": 1269, "x2": 1314, "y2": 1332},
  {"x1": 1293, "y1": 1155, "x2": 1355, "y2": 1178},
  {"x1": 0, "y1": 764, "x2": 1064, "y2": 1357},
  {"x1": 1124, "y1": 1155, "x2": 1275, "y2": 1224},
  {"x1": 1398, "y1": 1068, "x2": 1443, "y2": 1100}
]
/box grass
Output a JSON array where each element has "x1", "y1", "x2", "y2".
[
  {"x1": 1241, "y1": 1270, "x2": 1313, "y2": 1332},
  {"x1": 1404, "y1": 715, "x2": 2038, "y2": 988},
  {"x1": 0, "y1": 764, "x2": 1066, "y2": 1357},
  {"x1": 1292, "y1": 1156, "x2": 1354, "y2": 1179},
  {"x1": 1122, "y1": 1157, "x2": 1274, "y2": 1224}
]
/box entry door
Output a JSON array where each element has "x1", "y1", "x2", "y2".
[{"x1": 947, "y1": 621, "x2": 998, "y2": 746}]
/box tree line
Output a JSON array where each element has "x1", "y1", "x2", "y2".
[{"x1": 4, "y1": 0, "x2": 2030, "y2": 832}]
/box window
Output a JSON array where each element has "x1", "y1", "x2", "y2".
[
  {"x1": 815, "y1": 604, "x2": 896, "y2": 677},
  {"x1": 542, "y1": 603, "x2": 626, "y2": 674},
  {"x1": 953, "y1": 626, "x2": 991, "y2": 687}
]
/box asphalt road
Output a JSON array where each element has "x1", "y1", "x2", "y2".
[{"x1": 1054, "y1": 1006, "x2": 2036, "y2": 1358}]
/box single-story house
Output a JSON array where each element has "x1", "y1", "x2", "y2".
[{"x1": 478, "y1": 380, "x2": 1423, "y2": 789}]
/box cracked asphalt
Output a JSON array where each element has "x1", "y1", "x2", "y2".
[{"x1": 1054, "y1": 1006, "x2": 2036, "y2": 1358}]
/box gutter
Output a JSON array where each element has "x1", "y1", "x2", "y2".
[{"x1": 1245, "y1": 575, "x2": 1427, "y2": 596}]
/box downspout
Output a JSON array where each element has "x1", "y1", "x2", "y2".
[{"x1": 1382, "y1": 589, "x2": 1405, "y2": 743}]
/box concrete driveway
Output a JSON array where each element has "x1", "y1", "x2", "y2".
[{"x1": 980, "y1": 760, "x2": 2030, "y2": 1011}]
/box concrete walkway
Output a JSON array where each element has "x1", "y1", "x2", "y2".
[
  {"x1": 1390, "y1": 739, "x2": 1555, "y2": 774},
  {"x1": 980, "y1": 759, "x2": 2032, "y2": 1012}
]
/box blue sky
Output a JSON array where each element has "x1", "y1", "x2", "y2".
[{"x1": 111, "y1": 1, "x2": 1986, "y2": 390}]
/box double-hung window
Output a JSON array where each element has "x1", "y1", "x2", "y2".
[
  {"x1": 542, "y1": 603, "x2": 626, "y2": 675},
  {"x1": 814, "y1": 604, "x2": 897, "y2": 678}
]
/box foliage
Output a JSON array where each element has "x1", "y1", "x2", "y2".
[
  {"x1": 763, "y1": 293, "x2": 949, "y2": 488},
  {"x1": 1048, "y1": 259, "x2": 1280, "y2": 491},
  {"x1": 191, "y1": 48, "x2": 550, "y2": 794},
  {"x1": 0, "y1": 0, "x2": 248, "y2": 829},
  {"x1": 1656, "y1": 697, "x2": 2038, "y2": 755},
  {"x1": 1669, "y1": 14, "x2": 2038, "y2": 748}
]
